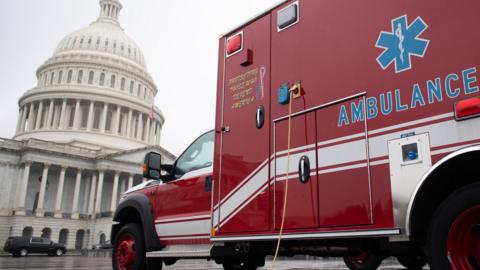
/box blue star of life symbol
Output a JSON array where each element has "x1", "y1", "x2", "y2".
[{"x1": 376, "y1": 15, "x2": 430, "y2": 73}]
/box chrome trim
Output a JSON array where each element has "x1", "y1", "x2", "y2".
[
  {"x1": 211, "y1": 229, "x2": 400, "y2": 242},
  {"x1": 405, "y1": 145, "x2": 480, "y2": 235},
  {"x1": 273, "y1": 92, "x2": 367, "y2": 123},
  {"x1": 217, "y1": 36, "x2": 228, "y2": 234},
  {"x1": 362, "y1": 95, "x2": 374, "y2": 224},
  {"x1": 146, "y1": 244, "x2": 213, "y2": 258}
]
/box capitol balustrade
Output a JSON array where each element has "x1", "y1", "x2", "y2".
[{"x1": 13, "y1": 160, "x2": 142, "y2": 220}]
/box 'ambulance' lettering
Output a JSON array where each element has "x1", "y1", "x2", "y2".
[{"x1": 338, "y1": 67, "x2": 479, "y2": 127}]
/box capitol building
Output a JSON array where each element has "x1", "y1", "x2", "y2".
[{"x1": 0, "y1": 0, "x2": 175, "y2": 249}]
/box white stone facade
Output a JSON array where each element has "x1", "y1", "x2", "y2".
[{"x1": 0, "y1": 0, "x2": 175, "y2": 249}]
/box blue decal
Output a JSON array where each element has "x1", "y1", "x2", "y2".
[
  {"x1": 351, "y1": 100, "x2": 365, "y2": 123},
  {"x1": 427, "y1": 78, "x2": 443, "y2": 104},
  {"x1": 445, "y1": 73, "x2": 460, "y2": 98},
  {"x1": 411, "y1": 83, "x2": 426, "y2": 108},
  {"x1": 338, "y1": 105, "x2": 349, "y2": 127},
  {"x1": 376, "y1": 15, "x2": 429, "y2": 73},
  {"x1": 366, "y1": 97, "x2": 378, "y2": 119},
  {"x1": 278, "y1": 84, "x2": 290, "y2": 105},
  {"x1": 395, "y1": 89, "x2": 408, "y2": 111},
  {"x1": 380, "y1": 92, "x2": 393, "y2": 115},
  {"x1": 462, "y1": 67, "x2": 479, "y2": 94}
]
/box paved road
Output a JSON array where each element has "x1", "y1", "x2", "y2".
[{"x1": 0, "y1": 256, "x2": 425, "y2": 269}]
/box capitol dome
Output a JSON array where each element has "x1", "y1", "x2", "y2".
[{"x1": 13, "y1": 0, "x2": 164, "y2": 152}]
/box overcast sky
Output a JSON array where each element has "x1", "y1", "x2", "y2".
[{"x1": 0, "y1": 0, "x2": 282, "y2": 155}]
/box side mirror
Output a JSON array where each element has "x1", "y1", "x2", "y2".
[{"x1": 143, "y1": 152, "x2": 162, "y2": 180}]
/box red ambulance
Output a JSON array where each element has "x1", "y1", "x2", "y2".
[{"x1": 111, "y1": 0, "x2": 480, "y2": 269}]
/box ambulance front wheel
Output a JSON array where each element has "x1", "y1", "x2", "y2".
[
  {"x1": 427, "y1": 183, "x2": 480, "y2": 270},
  {"x1": 343, "y1": 250, "x2": 383, "y2": 270}
]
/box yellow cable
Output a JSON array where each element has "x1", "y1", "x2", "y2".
[{"x1": 270, "y1": 89, "x2": 294, "y2": 270}]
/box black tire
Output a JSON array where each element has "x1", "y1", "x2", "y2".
[
  {"x1": 397, "y1": 252, "x2": 427, "y2": 269},
  {"x1": 343, "y1": 251, "x2": 382, "y2": 270},
  {"x1": 427, "y1": 183, "x2": 480, "y2": 270},
  {"x1": 112, "y1": 223, "x2": 158, "y2": 270}
]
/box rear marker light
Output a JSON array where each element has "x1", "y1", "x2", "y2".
[
  {"x1": 226, "y1": 32, "x2": 243, "y2": 57},
  {"x1": 455, "y1": 97, "x2": 480, "y2": 120}
]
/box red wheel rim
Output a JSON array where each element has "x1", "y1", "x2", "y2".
[
  {"x1": 116, "y1": 233, "x2": 136, "y2": 270},
  {"x1": 447, "y1": 206, "x2": 480, "y2": 270}
]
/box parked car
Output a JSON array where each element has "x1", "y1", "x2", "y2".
[
  {"x1": 92, "y1": 240, "x2": 112, "y2": 250},
  {"x1": 3, "y1": 236, "x2": 66, "y2": 257}
]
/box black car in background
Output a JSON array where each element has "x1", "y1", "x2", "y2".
[{"x1": 3, "y1": 237, "x2": 66, "y2": 257}]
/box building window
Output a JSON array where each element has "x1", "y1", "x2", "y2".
[
  {"x1": 58, "y1": 70, "x2": 63, "y2": 84},
  {"x1": 99, "y1": 73, "x2": 105, "y2": 86},
  {"x1": 88, "y1": 71, "x2": 94, "y2": 85},
  {"x1": 129, "y1": 81, "x2": 134, "y2": 94},
  {"x1": 110, "y1": 75, "x2": 116, "y2": 88},
  {"x1": 67, "y1": 70, "x2": 73, "y2": 83},
  {"x1": 50, "y1": 72, "x2": 55, "y2": 85},
  {"x1": 105, "y1": 39, "x2": 109, "y2": 49},
  {"x1": 120, "y1": 77, "x2": 125, "y2": 91},
  {"x1": 144, "y1": 87, "x2": 147, "y2": 99},
  {"x1": 137, "y1": 84, "x2": 141, "y2": 96},
  {"x1": 77, "y1": 70, "x2": 83, "y2": 84}
]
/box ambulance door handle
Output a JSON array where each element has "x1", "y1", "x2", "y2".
[
  {"x1": 298, "y1": 156, "x2": 311, "y2": 184},
  {"x1": 256, "y1": 106, "x2": 265, "y2": 129}
]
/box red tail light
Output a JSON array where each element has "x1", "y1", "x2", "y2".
[
  {"x1": 226, "y1": 32, "x2": 242, "y2": 56},
  {"x1": 455, "y1": 97, "x2": 480, "y2": 120}
]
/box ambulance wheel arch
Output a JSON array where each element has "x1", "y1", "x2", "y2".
[
  {"x1": 407, "y1": 146, "x2": 480, "y2": 238},
  {"x1": 111, "y1": 193, "x2": 162, "y2": 252}
]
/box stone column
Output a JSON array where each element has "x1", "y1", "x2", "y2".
[
  {"x1": 100, "y1": 103, "x2": 108, "y2": 132},
  {"x1": 59, "y1": 99, "x2": 67, "y2": 129},
  {"x1": 110, "y1": 172, "x2": 119, "y2": 212},
  {"x1": 71, "y1": 168, "x2": 83, "y2": 219},
  {"x1": 46, "y1": 99, "x2": 55, "y2": 129},
  {"x1": 36, "y1": 163, "x2": 50, "y2": 217},
  {"x1": 128, "y1": 174, "x2": 134, "y2": 189},
  {"x1": 126, "y1": 109, "x2": 133, "y2": 138},
  {"x1": 54, "y1": 166, "x2": 67, "y2": 218},
  {"x1": 150, "y1": 121, "x2": 156, "y2": 145},
  {"x1": 155, "y1": 122, "x2": 161, "y2": 145},
  {"x1": 114, "y1": 106, "x2": 121, "y2": 135},
  {"x1": 88, "y1": 173, "x2": 97, "y2": 216},
  {"x1": 87, "y1": 101, "x2": 95, "y2": 131},
  {"x1": 35, "y1": 101, "x2": 44, "y2": 130},
  {"x1": 73, "y1": 100, "x2": 81, "y2": 130},
  {"x1": 16, "y1": 107, "x2": 24, "y2": 133},
  {"x1": 27, "y1": 103, "x2": 35, "y2": 131},
  {"x1": 145, "y1": 117, "x2": 151, "y2": 144},
  {"x1": 16, "y1": 162, "x2": 30, "y2": 215},
  {"x1": 20, "y1": 105, "x2": 28, "y2": 132},
  {"x1": 136, "y1": 113, "x2": 143, "y2": 140},
  {"x1": 94, "y1": 170, "x2": 104, "y2": 215}
]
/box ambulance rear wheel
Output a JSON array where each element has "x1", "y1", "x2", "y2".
[
  {"x1": 343, "y1": 250, "x2": 382, "y2": 270},
  {"x1": 396, "y1": 251, "x2": 427, "y2": 269},
  {"x1": 427, "y1": 183, "x2": 480, "y2": 270}
]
